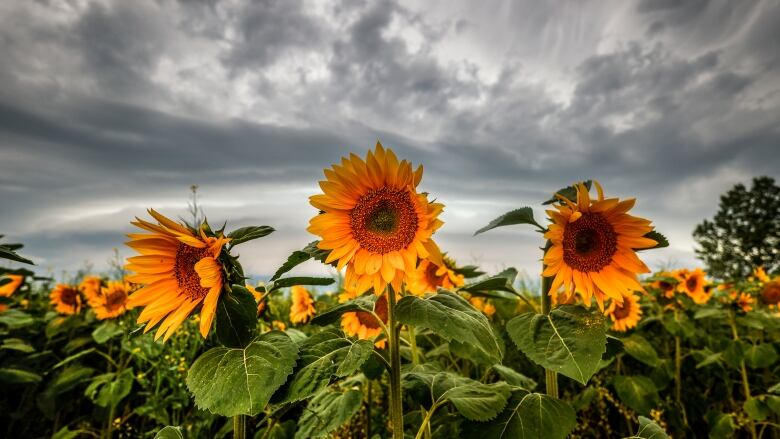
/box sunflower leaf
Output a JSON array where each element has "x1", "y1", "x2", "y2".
[
  {"x1": 620, "y1": 334, "x2": 660, "y2": 367},
  {"x1": 310, "y1": 295, "x2": 377, "y2": 326},
  {"x1": 294, "y1": 388, "x2": 363, "y2": 439},
  {"x1": 271, "y1": 250, "x2": 312, "y2": 281},
  {"x1": 272, "y1": 329, "x2": 374, "y2": 403},
  {"x1": 216, "y1": 285, "x2": 257, "y2": 348},
  {"x1": 270, "y1": 276, "x2": 335, "y2": 292},
  {"x1": 612, "y1": 375, "x2": 660, "y2": 415},
  {"x1": 186, "y1": 331, "x2": 298, "y2": 417},
  {"x1": 153, "y1": 426, "x2": 185, "y2": 439},
  {"x1": 227, "y1": 226, "x2": 275, "y2": 247},
  {"x1": 303, "y1": 240, "x2": 336, "y2": 267},
  {"x1": 624, "y1": 416, "x2": 670, "y2": 439},
  {"x1": 462, "y1": 391, "x2": 576, "y2": 439},
  {"x1": 474, "y1": 207, "x2": 543, "y2": 235},
  {"x1": 543, "y1": 181, "x2": 592, "y2": 205},
  {"x1": 507, "y1": 305, "x2": 606, "y2": 385},
  {"x1": 640, "y1": 231, "x2": 669, "y2": 250},
  {"x1": 459, "y1": 268, "x2": 519, "y2": 296},
  {"x1": 396, "y1": 291, "x2": 503, "y2": 363},
  {"x1": 0, "y1": 244, "x2": 34, "y2": 265}
]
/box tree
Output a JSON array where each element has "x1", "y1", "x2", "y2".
[{"x1": 693, "y1": 176, "x2": 780, "y2": 279}]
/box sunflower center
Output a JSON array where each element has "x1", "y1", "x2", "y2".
[
  {"x1": 659, "y1": 281, "x2": 672, "y2": 292},
  {"x1": 356, "y1": 294, "x2": 388, "y2": 329},
  {"x1": 425, "y1": 263, "x2": 445, "y2": 288},
  {"x1": 562, "y1": 213, "x2": 617, "y2": 272},
  {"x1": 762, "y1": 281, "x2": 780, "y2": 305},
  {"x1": 350, "y1": 187, "x2": 418, "y2": 254},
  {"x1": 686, "y1": 276, "x2": 698, "y2": 292},
  {"x1": 612, "y1": 300, "x2": 632, "y2": 320},
  {"x1": 175, "y1": 244, "x2": 211, "y2": 300},
  {"x1": 61, "y1": 288, "x2": 80, "y2": 306},
  {"x1": 105, "y1": 290, "x2": 127, "y2": 310}
]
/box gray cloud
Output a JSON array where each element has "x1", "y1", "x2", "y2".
[{"x1": 0, "y1": 0, "x2": 778, "y2": 280}]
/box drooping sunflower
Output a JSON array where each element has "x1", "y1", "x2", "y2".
[
  {"x1": 79, "y1": 276, "x2": 103, "y2": 304},
  {"x1": 90, "y1": 281, "x2": 132, "y2": 320},
  {"x1": 761, "y1": 280, "x2": 780, "y2": 310},
  {"x1": 729, "y1": 291, "x2": 754, "y2": 313},
  {"x1": 125, "y1": 209, "x2": 229, "y2": 341},
  {"x1": 50, "y1": 284, "x2": 82, "y2": 315},
  {"x1": 605, "y1": 291, "x2": 642, "y2": 332},
  {"x1": 543, "y1": 181, "x2": 657, "y2": 310},
  {"x1": 308, "y1": 142, "x2": 444, "y2": 295},
  {"x1": 289, "y1": 285, "x2": 316, "y2": 324},
  {"x1": 341, "y1": 292, "x2": 388, "y2": 348},
  {"x1": 677, "y1": 268, "x2": 710, "y2": 304},
  {"x1": 407, "y1": 256, "x2": 465, "y2": 296},
  {"x1": 650, "y1": 272, "x2": 678, "y2": 299},
  {"x1": 0, "y1": 274, "x2": 24, "y2": 297}
]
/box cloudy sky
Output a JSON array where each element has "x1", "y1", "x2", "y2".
[{"x1": 1, "y1": 0, "x2": 779, "y2": 281}]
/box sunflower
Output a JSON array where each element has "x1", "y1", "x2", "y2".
[
  {"x1": 468, "y1": 296, "x2": 496, "y2": 317},
  {"x1": 761, "y1": 280, "x2": 780, "y2": 310},
  {"x1": 650, "y1": 272, "x2": 678, "y2": 299},
  {"x1": 605, "y1": 292, "x2": 642, "y2": 331},
  {"x1": 0, "y1": 274, "x2": 24, "y2": 297},
  {"x1": 90, "y1": 281, "x2": 132, "y2": 320},
  {"x1": 308, "y1": 142, "x2": 444, "y2": 295},
  {"x1": 729, "y1": 291, "x2": 754, "y2": 313},
  {"x1": 754, "y1": 267, "x2": 771, "y2": 284},
  {"x1": 677, "y1": 268, "x2": 710, "y2": 304},
  {"x1": 289, "y1": 285, "x2": 316, "y2": 324},
  {"x1": 125, "y1": 209, "x2": 229, "y2": 341},
  {"x1": 247, "y1": 284, "x2": 267, "y2": 316},
  {"x1": 50, "y1": 284, "x2": 82, "y2": 315},
  {"x1": 79, "y1": 276, "x2": 103, "y2": 304},
  {"x1": 340, "y1": 287, "x2": 388, "y2": 348},
  {"x1": 543, "y1": 181, "x2": 656, "y2": 310},
  {"x1": 407, "y1": 256, "x2": 465, "y2": 296}
]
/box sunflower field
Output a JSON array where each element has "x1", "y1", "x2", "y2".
[{"x1": 1, "y1": 143, "x2": 780, "y2": 439}]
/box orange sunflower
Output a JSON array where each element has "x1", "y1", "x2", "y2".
[
  {"x1": 543, "y1": 181, "x2": 656, "y2": 310},
  {"x1": 90, "y1": 281, "x2": 132, "y2": 320},
  {"x1": 605, "y1": 291, "x2": 642, "y2": 331},
  {"x1": 650, "y1": 272, "x2": 678, "y2": 299},
  {"x1": 50, "y1": 284, "x2": 82, "y2": 315},
  {"x1": 407, "y1": 256, "x2": 465, "y2": 296},
  {"x1": 468, "y1": 296, "x2": 496, "y2": 317},
  {"x1": 729, "y1": 291, "x2": 754, "y2": 313},
  {"x1": 0, "y1": 274, "x2": 24, "y2": 297},
  {"x1": 676, "y1": 268, "x2": 710, "y2": 304},
  {"x1": 247, "y1": 284, "x2": 267, "y2": 316},
  {"x1": 755, "y1": 267, "x2": 771, "y2": 284},
  {"x1": 342, "y1": 294, "x2": 388, "y2": 348},
  {"x1": 79, "y1": 276, "x2": 103, "y2": 304},
  {"x1": 289, "y1": 285, "x2": 316, "y2": 324},
  {"x1": 125, "y1": 209, "x2": 229, "y2": 341},
  {"x1": 308, "y1": 142, "x2": 444, "y2": 295},
  {"x1": 761, "y1": 280, "x2": 780, "y2": 310}
]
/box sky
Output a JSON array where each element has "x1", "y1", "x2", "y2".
[{"x1": 1, "y1": 0, "x2": 779, "y2": 282}]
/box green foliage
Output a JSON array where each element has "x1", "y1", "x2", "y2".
[
  {"x1": 612, "y1": 375, "x2": 660, "y2": 415},
  {"x1": 186, "y1": 331, "x2": 298, "y2": 416},
  {"x1": 227, "y1": 225, "x2": 274, "y2": 247},
  {"x1": 215, "y1": 285, "x2": 257, "y2": 348},
  {"x1": 624, "y1": 416, "x2": 669, "y2": 439},
  {"x1": 154, "y1": 426, "x2": 185, "y2": 439},
  {"x1": 507, "y1": 305, "x2": 606, "y2": 384},
  {"x1": 693, "y1": 176, "x2": 780, "y2": 278},
  {"x1": 464, "y1": 391, "x2": 576, "y2": 439},
  {"x1": 294, "y1": 388, "x2": 362, "y2": 438},
  {"x1": 621, "y1": 334, "x2": 660, "y2": 367},
  {"x1": 474, "y1": 207, "x2": 543, "y2": 235}
]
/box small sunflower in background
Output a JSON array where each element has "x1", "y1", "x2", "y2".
[
  {"x1": 125, "y1": 209, "x2": 230, "y2": 341},
  {"x1": 247, "y1": 284, "x2": 267, "y2": 317},
  {"x1": 307, "y1": 142, "x2": 444, "y2": 295},
  {"x1": 50, "y1": 284, "x2": 82, "y2": 315},
  {"x1": 543, "y1": 181, "x2": 657, "y2": 310},
  {"x1": 0, "y1": 274, "x2": 24, "y2": 313},
  {"x1": 89, "y1": 281, "x2": 132, "y2": 320},
  {"x1": 676, "y1": 268, "x2": 710, "y2": 304},
  {"x1": 468, "y1": 296, "x2": 496, "y2": 317},
  {"x1": 760, "y1": 278, "x2": 780, "y2": 311},
  {"x1": 754, "y1": 266, "x2": 771, "y2": 284},
  {"x1": 650, "y1": 272, "x2": 678, "y2": 299},
  {"x1": 407, "y1": 256, "x2": 465, "y2": 296},
  {"x1": 289, "y1": 285, "x2": 316, "y2": 324},
  {"x1": 605, "y1": 291, "x2": 642, "y2": 332},
  {"x1": 729, "y1": 291, "x2": 754, "y2": 313},
  {"x1": 79, "y1": 276, "x2": 103, "y2": 304},
  {"x1": 339, "y1": 286, "x2": 388, "y2": 348}
]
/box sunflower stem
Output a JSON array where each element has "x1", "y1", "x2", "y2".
[
  {"x1": 540, "y1": 269, "x2": 559, "y2": 398},
  {"x1": 729, "y1": 311, "x2": 758, "y2": 439},
  {"x1": 387, "y1": 286, "x2": 404, "y2": 439},
  {"x1": 408, "y1": 325, "x2": 420, "y2": 365},
  {"x1": 233, "y1": 415, "x2": 246, "y2": 439}
]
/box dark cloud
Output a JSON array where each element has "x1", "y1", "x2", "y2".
[{"x1": 0, "y1": 0, "x2": 778, "y2": 278}]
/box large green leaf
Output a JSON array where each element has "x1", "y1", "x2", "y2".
[
  {"x1": 707, "y1": 413, "x2": 736, "y2": 439},
  {"x1": 92, "y1": 321, "x2": 122, "y2": 344},
  {"x1": 154, "y1": 426, "x2": 184, "y2": 439},
  {"x1": 396, "y1": 291, "x2": 502, "y2": 363},
  {"x1": 621, "y1": 334, "x2": 660, "y2": 367},
  {"x1": 624, "y1": 416, "x2": 669, "y2": 438},
  {"x1": 744, "y1": 397, "x2": 771, "y2": 421},
  {"x1": 186, "y1": 331, "x2": 298, "y2": 416},
  {"x1": 474, "y1": 207, "x2": 543, "y2": 235},
  {"x1": 0, "y1": 309, "x2": 35, "y2": 329},
  {"x1": 310, "y1": 295, "x2": 377, "y2": 326},
  {"x1": 85, "y1": 369, "x2": 134, "y2": 408},
  {"x1": 612, "y1": 375, "x2": 659, "y2": 415},
  {"x1": 295, "y1": 388, "x2": 363, "y2": 439},
  {"x1": 270, "y1": 276, "x2": 335, "y2": 292},
  {"x1": 0, "y1": 244, "x2": 34, "y2": 265},
  {"x1": 215, "y1": 285, "x2": 257, "y2": 348},
  {"x1": 1, "y1": 337, "x2": 35, "y2": 353},
  {"x1": 459, "y1": 268, "x2": 519, "y2": 296},
  {"x1": 0, "y1": 368, "x2": 42, "y2": 384},
  {"x1": 464, "y1": 391, "x2": 575, "y2": 439},
  {"x1": 227, "y1": 225, "x2": 274, "y2": 247},
  {"x1": 271, "y1": 249, "x2": 312, "y2": 281},
  {"x1": 507, "y1": 305, "x2": 606, "y2": 385},
  {"x1": 491, "y1": 365, "x2": 537, "y2": 390},
  {"x1": 744, "y1": 343, "x2": 777, "y2": 369},
  {"x1": 273, "y1": 329, "x2": 374, "y2": 403}
]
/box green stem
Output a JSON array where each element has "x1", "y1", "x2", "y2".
[
  {"x1": 540, "y1": 270, "x2": 558, "y2": 398},
  {"x1": 233, "y1": 415, "x2": 246, "y2": 439},
  {"x1": 729, "y1": 312, "x2": 757, "y2": 439},
  {"x1": 414, "y1": 402, "x2": 440, "y2": 439},
  {"x1": 387, "y1": 286, "x2": 404, "y2": 439},
  {"x1": 409, "y1": 325, "x2": 420, "y2": 365}
]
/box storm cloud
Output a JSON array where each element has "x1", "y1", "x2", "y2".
[{"x1": 1, "y1": 0, "x2": 778, "y2": 280}]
